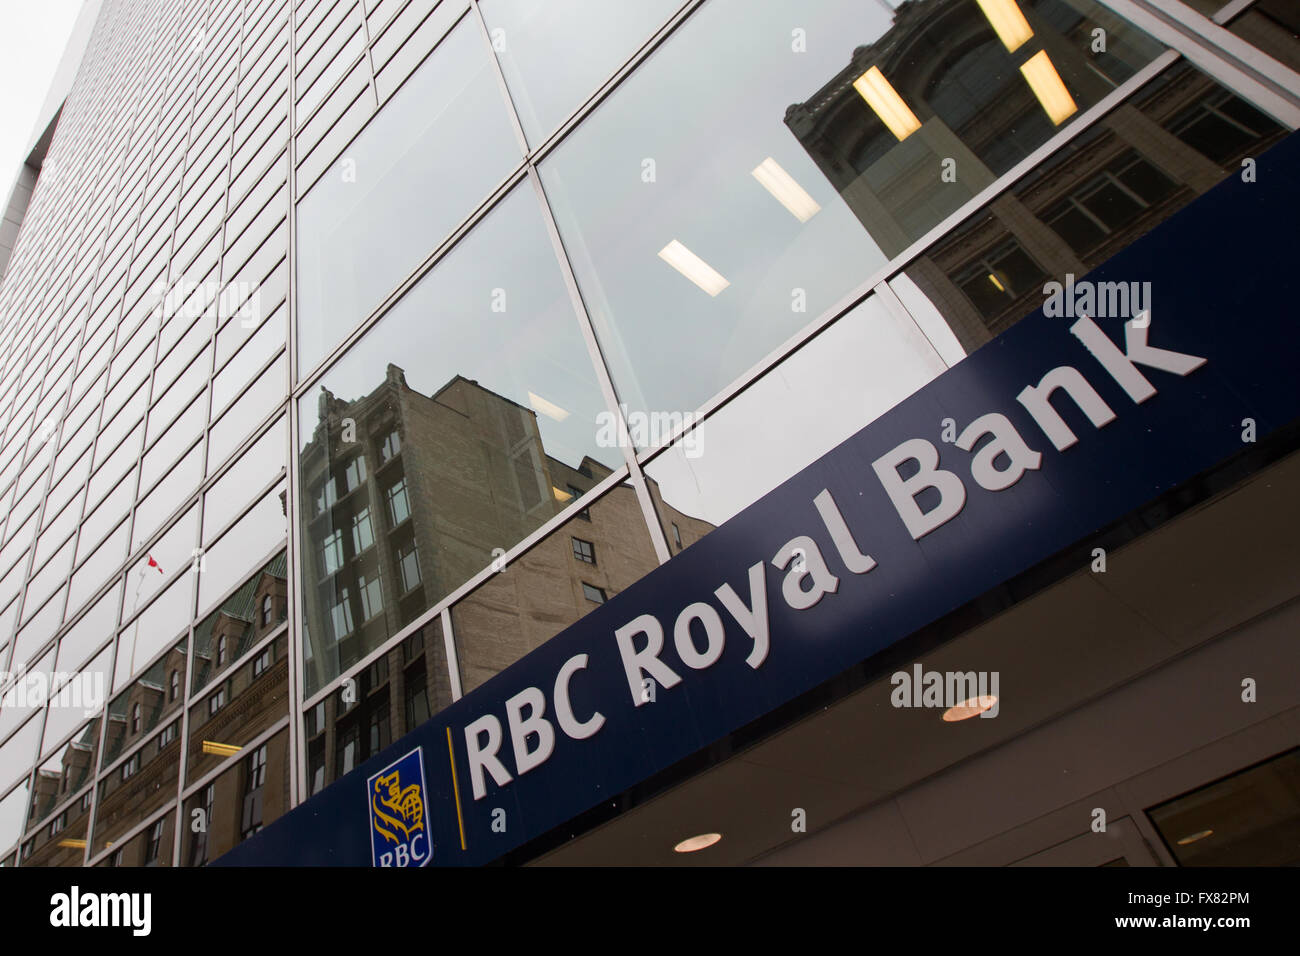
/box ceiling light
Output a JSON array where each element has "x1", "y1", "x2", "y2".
[
  {"x1": 658, "y1": 240, "x2": 729, "y2": 296},
  {"x1": 752, "y1": 157, "x2": 821, "y2": 223},
  {"x1": 674, "y1": 832, "x2": 722, "y2": 853},
  {"x1": 987, "y1": 273, "x2": 1006, "y2": 293},
  {"x1": 975, "y1": 0, "x2": 1033, "y2": 53},
  {"x1": 202, "y1": 740, "x2": 243, "y2": 757},
  {"x1": 853, "y1": 66, "x2": 922, "y2": 141},
  {"x1": 1176, "y1": 829, "x2": 1214, "y2": 846},
  {"x1": 942, "y1": 695, "x2": 998, "y2": 721},
  {"x1": 57, "y1": 839, "x2": 87, "y2": 849},
  {"x1": 1020, "y1": 50, "x2": 1077, "y2": 125},
  {"x1": 528, "y1": 391, "x2": 570, "y2": 422}
]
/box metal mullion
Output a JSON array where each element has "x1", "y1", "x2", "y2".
[
  {"x1": 299, "y1": 462, "x2": 631, "y2": 711},
  {"x1": 285, "y1": 0, "x2": 305, "y2": 810}
]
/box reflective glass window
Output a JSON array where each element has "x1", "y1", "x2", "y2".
[
  {"x1": 539, "y1": 0, "x2": 1165, "y2": 423},
  {"x1": 297, "y1": 12, "x2": 523, "y2": 371}
]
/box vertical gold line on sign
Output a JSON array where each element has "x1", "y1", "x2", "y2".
[{"x1": 447, "y1": 726, "x2": 467, "y2": 851}]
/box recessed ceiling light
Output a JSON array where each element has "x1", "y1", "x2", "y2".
[
  {"x1": 853, "y1": 66, "x2": 921, "y2": 141},
  {"x1": 658, "y1": 240, "x2": 729, "y2": 296},
  {"x1": 942, "y1": 695, "x2": 998, "y2": 721},
  {"x1": 528, "y1": 391, "x2": 570, "y2": 422},
  {"x1": 1019, "y1": 50, "x2": 1077, "y2": 126},
  {"x1": 1176, "y1": 829, "x2": 1214, "y2": 846},
  {"x1": 752, "y1": 157, "x2": 821, "y2": 223},
  {"x1": 974, "y1": 0, "x2": 1034, "y2": 53},
  {"x1": 674, "y1": 832, "x2": 722, "y2": 853}
]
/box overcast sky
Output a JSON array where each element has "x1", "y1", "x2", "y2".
[{"x1": 0, "y1": 1, "x2": 83, "y2": 195}]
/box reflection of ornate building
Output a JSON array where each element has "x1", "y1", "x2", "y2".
[
  {"x1": 300, "y1": 369, "x2": 713, "y2": 791},
  {"x1": 907, "y1": 63, "x2": 1285, "y2": 347},
  {"x1": 300, "y1": 367, "x2": 711, "y2": 696},
  {"x1": 786, "y1": 0, "x2": 1286, "y2": 350}
]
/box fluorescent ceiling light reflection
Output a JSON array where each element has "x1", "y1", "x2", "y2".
[
  {"x1": 528, "y1": 391, "x2": 570, "y2": 422},
  {"x1": 975, "y1": 0, "x2": 1033, "y2": 52},
  {"x1": 751, "y1": 157, "x2": 821, "y2": 223},
  {"x1": 658, "y1": 240, "x2": 729, "y2": 296},
  {"x1": 1020, "y1": 50, "x2": 1077, "y2": 125},
  {"x1": 853, "y1": 66, "x2": 921, "y2": 141},
  {"x1": 1176, "y1": 829, "x2": 1214, "y2": 846},
  {"x1": 57, "y1": 839, "x2": 88, "y2": 849}
]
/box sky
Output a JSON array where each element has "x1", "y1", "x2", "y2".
[{"x1": 0, "y1": 0, "x2": 84, "y2": 196}]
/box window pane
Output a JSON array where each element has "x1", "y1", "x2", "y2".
[
  {"x1": 452, "y1": 481, "x2": 660, "y2": 692},
  {"x1": 297, "y1": 184, "x2": 618, "y2": 695},
  {"x1": 481, "y1": 0, "x2": 684, "y2": 145},
  {"x1": 539, "y1": 0, "x2": 1165, "y2": 423},
  {"x1": 296, "y1": 13, "x2": 523, "y2": 372}
]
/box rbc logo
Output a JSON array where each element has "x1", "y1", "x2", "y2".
[{"x1": 367, "y1": 747, "x2": 432, "y2": 867}]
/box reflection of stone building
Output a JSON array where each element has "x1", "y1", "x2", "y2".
[
  {"x1": 786, "y1": 0, "x2": 1286, "y2": 350},
  {"x1": 300, "y1": 368, "x2": 712, "y2": 696},
  {"x1": 787, "y1": 0, "x2": 1125, "y2": 259},
  {"x1": 22, "y1": 722, "x2": 99, "y2": 866},
  {"x1": 907, "y1": 62, "x2": 1285, "y2": 347},
  {"x1": 300, "y1": 369, "x2": 713, "y2": 790}
]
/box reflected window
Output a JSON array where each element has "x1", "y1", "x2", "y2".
[
  {"x1": 252, "y1": 647, "x2": 272, "y2": 678},
  {"x1": 351, "y1": 509, "x2": 375, "y2": 554},
  {"x1": 330, "y1": 589, "x2": 354, "y2": 640},
  {"x1": 190, "y1": 784, "x2": 214, "y2": 865},
  {"x1": 571, "y1": 537, "x2": 595, "y2": 565},
  {"x1": 359, "y1": 574, "x2": 383, "y2": 622},
  {"x1": 379, "y1": 430, "x2": 400, "y2": 464},
  {"x1": 319, "y1": 529, "x2": 344, "y2": 577},
  {"x1": 240, "y1": 744, "x2": 267, "y2": 840},
  {"x1": 1166, "y1": 88, "x2": 1283, "y2": 165},
  {"x1": 385, "y1": 479, "x2": 410, "y2": 528},
  {"x1": 342, "y1": 455, "x2": 367, "y2": 494},
  {"x1": 169, "y1": 670, "x2": 179, "y2": 701},
  {"x1": 145, "y1": 819, "x2": 163, "y2": 865},
  {"x1": 398, "y1": 544, "x2": 421, "y2": 594},
  {"x1": 581, "y1": 583, "x2": 606, "y2": 604},
  {"x1": 261, "y1": 595, "x2": 272, "y2": 627}
]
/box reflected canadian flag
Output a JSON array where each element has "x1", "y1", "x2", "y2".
[{"x1": 146, "y1": 555, "x2": 164, "y2": 574}]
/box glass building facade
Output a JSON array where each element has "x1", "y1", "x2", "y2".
[{"x1": 0, "y1": 0, "x2": 1297, "y2": 866}]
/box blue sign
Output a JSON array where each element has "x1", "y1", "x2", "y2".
[
  {"x1": 367, "y1": 747, "x2": 432, "y2": 867},
  {"x1": 218, "y1": 132, "x2": 1300, "y2": 867}
]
